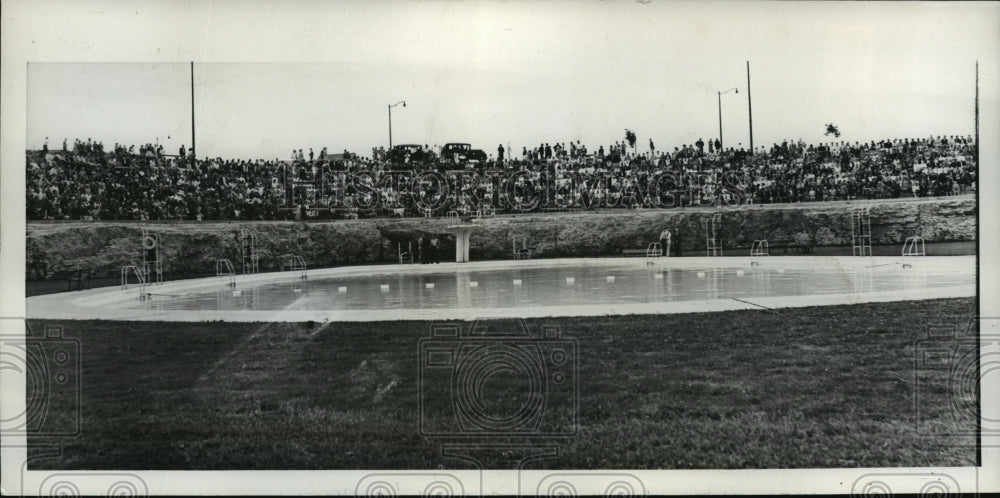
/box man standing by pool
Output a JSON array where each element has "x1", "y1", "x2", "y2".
[
  {"x1": 659, "y1": 228, "x2": 671, "y2": 257},
  {"x1": 430, "y1": 236, "x2": 441, "y2": 264}
]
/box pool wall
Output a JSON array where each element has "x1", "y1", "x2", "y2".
[{"x1": 27, "y1": 196, "x2": 974, "y2": 279}]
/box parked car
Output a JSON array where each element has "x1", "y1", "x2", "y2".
[
  {"x1": 441, "y1": 143, "x2": 487, "y2": 163},
  {"x1": 388, "y1": 144, "x2": 432, "y2": 164}
]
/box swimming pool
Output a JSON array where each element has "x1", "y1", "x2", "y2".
[{"x1": 26, "y1": 256, "x2": 976, "y2": 322}]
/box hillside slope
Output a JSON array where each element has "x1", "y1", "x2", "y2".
[{"x1": 26, "y1": 196, "x2": 976, "y2": 279}]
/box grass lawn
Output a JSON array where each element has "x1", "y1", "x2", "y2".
[{"x1": 27, "y1": 297, "x2": 977, "y2": 469}]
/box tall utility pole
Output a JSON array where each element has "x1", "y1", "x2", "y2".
[
  {"x1": 975, "y1": 60, "x2": 979, "y2": 152},
  {"x1": 190, "y1": 61, "x2": 196, "y2": 166},
  {"x1": 747, "y1": 61, "x2": 754, "y2": 154}
]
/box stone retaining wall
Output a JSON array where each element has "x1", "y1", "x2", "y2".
[{"x1": 25, "y1": 196, "x2": 976, "y2": 279}]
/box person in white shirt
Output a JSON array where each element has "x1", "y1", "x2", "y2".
[{"x1": 659, "y1": 228, "x2": 671, "y2": 257}]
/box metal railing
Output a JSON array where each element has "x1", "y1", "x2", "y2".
[
  {"x1": 646, "y1": 242, "x2": 662, "y2": 265},
  {"x1": 750, "y1": 240, "x2": 769, "y2": 257},
  {"x1": 851, "y1": 208, "x2": 872, "y2": 256},
  {"x1": 216, "y1": 258, "x2": 237, "y2": 287},
  {"x1": 287, "y1": 255, "x2": 308, "y2": 279},
  {"x1": 902, "y1": 236, "x2": 926, "y2": 256},
  {"x1": 398, "y1": 242, "x2": 414, "y2": 264},
  {"x1": 120, "y1": 265, "x2": 147, "y2": 300},
  {"x1": 240, "y1": 229, "x2": 260, "y2": 274},
  {"x1": 140, "y1": 228, "x2": 163, "y2": 284},
  {"x1": 706, "y1": 213, "x2": 722, "y2": 256}
]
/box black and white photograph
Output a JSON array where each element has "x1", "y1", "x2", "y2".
[{"x1": 1, "y1": 0, "x2": 998, "y2": 495}]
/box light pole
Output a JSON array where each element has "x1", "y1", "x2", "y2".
[
  {"x1": 388, "y1": 100, "x2": 406, "y2": 149},
  {"x1": 746, "y1": 61, "x2": 754, "y2": 154},
  {"x1": 717, "y1": 87, "x2": 738, "y2": 150},
  {"x1": 190, "y1": 61, "x2": 196, "y2": 166}
]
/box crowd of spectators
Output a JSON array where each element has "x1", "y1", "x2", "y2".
[{"x1": 27, "y1": 135, "x2": 977, "y2": 221}]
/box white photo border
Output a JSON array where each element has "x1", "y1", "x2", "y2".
[{"x1": 2, "y1": 0, "x2": 998, "y2": 495}]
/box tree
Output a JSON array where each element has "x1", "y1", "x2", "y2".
[{"x1": 624, "y1": 129, "x2": 637, "y2": 151}]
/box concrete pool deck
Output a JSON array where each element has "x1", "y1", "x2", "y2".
[{"x1": 26, "y1": 256, "x2": 976, "y2": 322}]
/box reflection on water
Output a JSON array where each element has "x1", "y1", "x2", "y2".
[{"x1": 129, "y1": 262, "x2": 973, "y2": 312}]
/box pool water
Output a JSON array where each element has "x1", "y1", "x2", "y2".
[{"x1": 126, "y1": 262, "x2": 973, "y2": 312}]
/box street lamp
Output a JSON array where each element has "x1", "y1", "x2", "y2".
[
  {"x1": 388, "y1": 100, "x2": 406, "y2": 149},
  {"x1": 717, "y1": 88, "x2": 738, "y2": 150}
]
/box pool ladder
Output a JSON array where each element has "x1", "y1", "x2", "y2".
[
  {"x1": 140, "y1": 228, "x2": 163, "y2": 285},
  {"x1": 216, "y1": 258, "x2": 237, "y2": 287},
  {"x1": 706, "y1": 213, "x2": 722, "y2": 256},
  {"x1": 646, "y1": 242, "x2": 662, "y2": 265},
  {"x1": 399, "y1": 242, "x2": 414, "y2": 264},
  {"x1": 240, "y1": 229, "x2": 260, "y2": 274},
  {"x1": 902, "y1": 236, "x2": 925, "y2": 257},
  {"x1": 287, "y1": 255, "x2": 308, "y2": 280},
  {"x1": 851, "y1": 208, "x2": 872, "y2": 256},
  {"x1": 120, "y1": 265, "x2": 147, "y2": 300},
  {"x1": 750, "y1": 240, "x2": 769, "y2": 257}
]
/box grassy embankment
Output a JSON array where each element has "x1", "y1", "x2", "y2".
[{"x1": 28, "y1": 298, "x2": 977, "y2": 469}]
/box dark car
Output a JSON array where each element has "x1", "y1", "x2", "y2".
[
  {"x1": 388, "y1": 144, "x2": 432, "y2": 164},
  {"x1": 441, "y1": 143, "x2": 487, "y2": 163}
]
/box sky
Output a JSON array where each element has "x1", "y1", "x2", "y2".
[{"x1": 25, "y1": 1, "x2": 1000, "y2": 161}]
